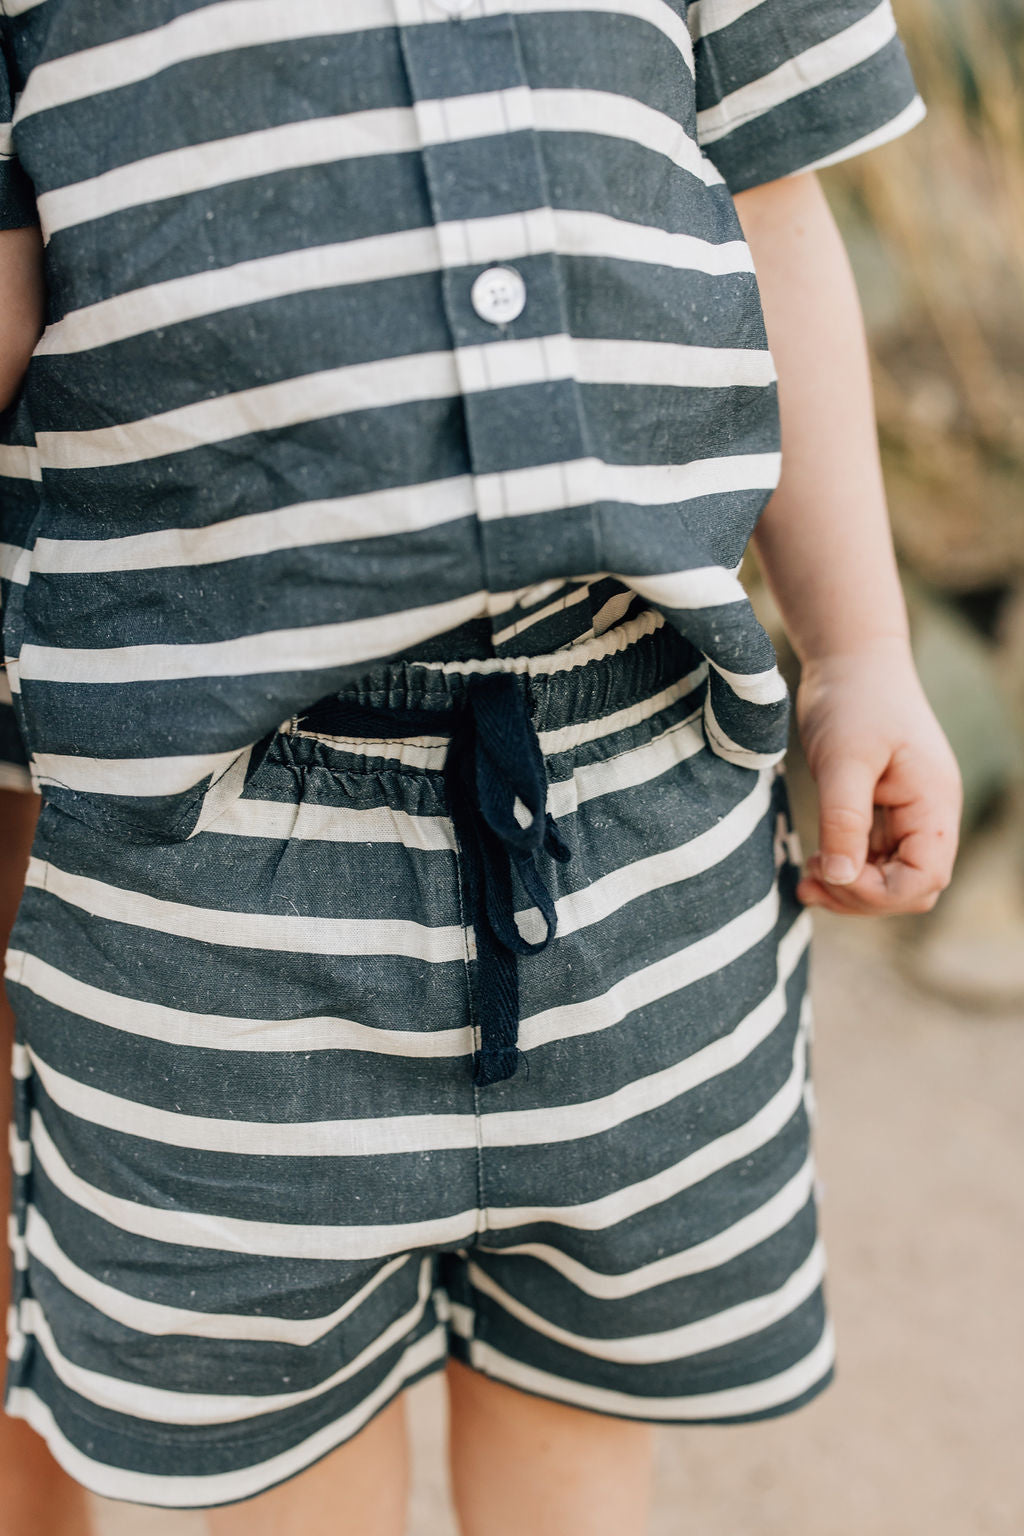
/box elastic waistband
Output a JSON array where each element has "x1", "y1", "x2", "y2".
[{"x1": 289, "y1": 609, "x2": 705, "y2": 745}]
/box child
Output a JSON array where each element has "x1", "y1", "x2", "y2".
[{"x1": 0, "y1": 2, "x2": 961, "y2": 1532}]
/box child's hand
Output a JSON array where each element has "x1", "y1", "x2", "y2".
[{"x1": 794, "y1": 642, "x2": 962, "y2": 915}]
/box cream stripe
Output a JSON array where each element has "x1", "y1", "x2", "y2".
[
  {"x1": 29, "y1": 478, "x2": 479, "y2": 572},
  {"x1": 38, "y1": 208, "x2": 753, "y2": 357},
  {"x1": 0, "y1": 444, "x2": 41, "y2": 482},
  {"x1": 255, "y1": 684, "x2": 701, "y2": 777},
  {"x1": 554, "y1": 709, "x2": 704, "y2": 811},
  {"x1": 20, "y1": 1208, "x2": 414, "y2": 1346},
  {"x1": 27, "y1": 1046, "x2": 482, "y2": 1155},
  {"x1": 24, "y1": 857, "x2": 468, "y2": 963},
  {"x1": 36, "y1": 104, "x2": 417, "y2": 237},
  {"x1": 795, "y1": 95, "x2": 927, "y2": 176},
  {"x1": 28, "y1": 1110, "x2": 479, "y2": 1258},
  {"x1": 24, "y1": 456, "x2": 778, "y2": 581},
  {"x1": 3, "y1": 882, "x2": 802, "y2": 1069},
  {"x1": 37, "y1": 334, "x2": 768, "y2": 473},
  {"x1": 552, "y1": 210, "x2": 750, "y2": 273},
  {"x1": 0, "y1": 543, "x2": 32, "y2": 585},
  {"x1": 28, "y1": 748, "x2": 243, "y2": 798},
  {"x1": 17, "y1": 1259, "x2": 435, "y2": 1425},
  {"x1": 490, "y1": 581, "x2": 591, "y2": 649},
  {"x1": 708, "y1": 657, "x2": 788, "y2": 706},
  {"x1": 697, "y1": 1, "x2": 898, "y2": 144},
  {"x1": 15, "y1": 0, "x2": 396, "y2": 120},
  {"x1": 6, "y1": 947, "x2": 474, "y2": 1059},
  {"x1": 435, "y1": 0, "x2": 694, "y2": 71},
  {"x1": 0, "y1": 714, "x2": 715, "y2": 1061},
  {"x1": 16, "y1": 0, "x2": 692, "y2": 124},
  {"x1": 20, "y1": 589, "x2": 488, "y2": 688},
  {"x1": 24, "y1": 878, "x2": 798, "y2": 1157},
  {"x1": 284, "y1": 732, "x2": 449, "y2": 772},
  {"x1": 38, "y1": 225, "x2": 447, "y2": 356},
  {"x1": 29, "y1": 747, "x2": 242, "y2": 798},
  {"x1": 477, "y1": 452, "x2": 782, "y2": 519},
  {"x1": 5, "y1": 1328, "x2": 449, "y2": 1508},
  {"x1": 21, "y1": 607, "x2": 684, "y2": 786},
  {"x1": 574, "y1": 338, "x2": 774, "y2": 390},
  {"x1": 701, "y1": 691, "x2": 786, "y2": 771},
  {"x1": 616, "y1": 564, "x2": 749, "y2": 614},
  {"x1": 36, "y1": 347, "x2": 461, "y2": 469},
  {"x1": 530, "y1": 765, "x2": 772, "y2": 943},
  {"x1": 485, "y1": 1030, "x2": 809, "y2": 1233},
  {"x1": 467, "y1": 1237, "x2": 825, "y2": 1363},
  {"x1": 537, "y1": 670, "x2": 704, "y2": 755},
  {"x1": 26, "y1": 1040, "x2": 807, "y2": 1260},
  {"x1": 469, "y1": 1316, "x2": 835, "y2": 1421},
  {"x1": 482, "y1": 1155, "x2": 817, "y2": 1297},
  {"x1": 211, "y1": 799, "x2": 456, "y2": 850},
  {"x1": 520, "y1": 897, "x2": 810, "y2": 1054},
  {"x1": 531, "y1": 88, "x2": 719, "y2": 185},
  {"x1": 36, "y1": 86, "x2": 716, "y2": 239},
  {"x1": 687, "y1": 0, "x2": 766, "y2": 41},
  {"x1": 25, "y1": 746, "x2": 766, "y2": 978}
]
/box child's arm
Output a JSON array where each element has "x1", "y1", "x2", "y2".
[
  {"x1": 733, "y1": 169, "x2": 962, "y2": 915},
  {"x1": 0, "y1": 223, "x2": 44, "y2": 795},
  {"x1": 0, "y1": 225, "x2": 44, "y2": 411}
]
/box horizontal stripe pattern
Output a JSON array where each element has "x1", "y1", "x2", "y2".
[
  {"x1": 0, "y1": 0, "x2": 923, "y2": 809},
  {"x1": 5, "y1": 620, "x2": 831, "y2": 1502}
]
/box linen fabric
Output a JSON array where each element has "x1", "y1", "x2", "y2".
[
  {"x1": 4, "y1": 612, "x2": 827, "y2": 1508},
  {"x1": 0, "y1": 0, "x2": 923, "y2": 829}
]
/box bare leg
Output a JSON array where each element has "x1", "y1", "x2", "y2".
[
  {"x1": 446, "y1": 1357, "x2": 655, "y2": 1536},
  {"x1": 206, "y1": 1392, "x2": 410, "y2": 1536},
  {"x1": 0, "y1": 1418, "x2": 95, "y2": 1536}
]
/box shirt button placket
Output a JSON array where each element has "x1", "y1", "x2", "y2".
[{"x1": 395, "y1": 4, "x2": 598, "y2": 593}]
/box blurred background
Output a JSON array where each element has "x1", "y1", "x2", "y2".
[
  {"x1": 90, "y1": 1, "x2": 1024, "y2": 1532},
  {"x1": 769, "y1": 0, "x2": 1024, "y2": 1010}
]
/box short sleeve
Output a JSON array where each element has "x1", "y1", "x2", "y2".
[
  {"x1": 690, "y1": 0, "x2": 926, "y2": 193},
  {"x1": 1, "y1": 23, "x2": 38, "y2": 229}
]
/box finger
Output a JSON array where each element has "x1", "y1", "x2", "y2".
[
  {"x1": 875, "y1": 811, "x2": 960, "y2": 892},
  {"x1": 867, "y1": 804, "x2": 891, "y2": 859},
  {"x1": 813, "y1": 756, "x2": 879, "y2": 886},
  {"x1": 795, "y1": 876, "x2": 874, "y2": 915},
  {"x1": 798, "y1": 851, "x2": 942, "y2": 915}
]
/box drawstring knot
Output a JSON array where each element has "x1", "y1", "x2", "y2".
[
  {"x1": 444, "y1": 673, "x2": 571, "y2": 1085},
  {"x1": 297, "y1": 673, "x2": 571, "y2": 1086}
]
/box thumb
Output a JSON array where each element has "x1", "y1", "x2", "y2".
[{"x1": 813, "y1": 756, "x2": 877, "y2": 885}]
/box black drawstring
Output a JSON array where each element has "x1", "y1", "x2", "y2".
[{"x1": 297, "y1": 673, "x2": 571, "y2": 1085}]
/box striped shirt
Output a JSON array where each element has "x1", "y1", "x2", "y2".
[{"x1": 0, "y1": 0, "x2": 923, "y2": 839}]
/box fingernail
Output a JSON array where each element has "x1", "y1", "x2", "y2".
[{"x1": 822, "y1": 855, "x2": 857, "y2": 885}]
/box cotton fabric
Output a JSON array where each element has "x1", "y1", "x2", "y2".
[
  {"x1": 0, "y1": 0, "x2": 924, "y2": 831},
  {"x1": 5, "y1": 612, "x2": 826, "y2": 1507}
]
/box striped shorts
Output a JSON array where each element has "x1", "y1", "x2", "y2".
[{"x1": 3, "y1": 610, "x2": 833, "y2": 1510}]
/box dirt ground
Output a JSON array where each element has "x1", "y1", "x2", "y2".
[{"x1": 90, "y1": 913, "x2": 1023, "y2": 1536}]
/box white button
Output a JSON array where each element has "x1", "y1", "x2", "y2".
[{"x1": 471, "y1": 265, "x2": 527, "y2": 325}]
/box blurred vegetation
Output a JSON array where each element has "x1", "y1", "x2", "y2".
[{"x1": 770, "y1": 0, "x2": 1024, "y2": 1000}]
